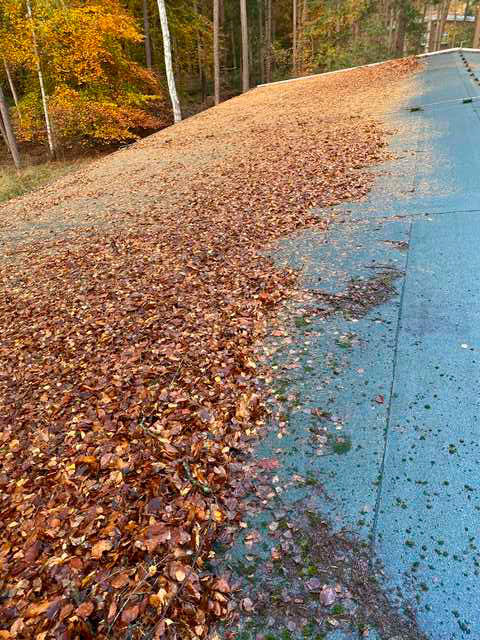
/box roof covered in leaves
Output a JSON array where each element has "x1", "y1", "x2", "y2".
[{"x1": 0, "y1": 57, "x2": 420, "y2": 639}]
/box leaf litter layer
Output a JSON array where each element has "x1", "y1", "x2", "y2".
[{"x1": 0, "y1": 58, "x2": 420, "y2": 639}]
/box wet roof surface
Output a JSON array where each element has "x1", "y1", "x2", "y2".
[{"x1": 220, "y1": 50, "x2": 480, "y2": 640}]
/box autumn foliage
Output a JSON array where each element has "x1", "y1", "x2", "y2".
[{"x1": 1, "y1": 0, "x2": 169, "y2": 146}]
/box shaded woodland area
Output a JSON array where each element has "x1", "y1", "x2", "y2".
[{"x1": 0, "y1": 0, "x2": 479, "y2": 166}]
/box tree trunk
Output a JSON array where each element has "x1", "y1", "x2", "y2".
[
  {"x1": 265, "y1": 0, "x2": 272, "y2": 82},
  {"x1": 435, "y1": 0, "x2": 450, "y2": 50},
  {"x1": 156, "y1": 0, "x2": 182, "y2": 123},
  {"x1": 395, "y1": 7, "x2": 406, "y2": 55},
  {"x1": 0, "y1": 112, "x2": 8, "y2": 149},
  {"x1": 258, "y1": 0, "x2": 265, "y2": 84},
  {"x1": 26, "y1": 0, "x2": 55, "y2": 157},
  {"x1": 194, "y1": 0, "x2": 207, "y2": 101},
  {"x1": 0, "y1": 85, "x2": 21, "y2": 169},
  {"x1": 3, "y1": 60, "x2": 20, "y2": 113},
  {"x1": 214, "y1": 0, "x2": 220, "y2": 104},
  {"x1": 388, "y1": 5, "x2": 396, "y2": 52},
  {"x1": 143, "y1": 0, "x2": 153, "y2": 69},
  {"x1": 292, "y1": 0, "x2": 297, "y2": 74},
  {"x1": 231, "y1": 19, "x2": 237, "y2": 70},
  {"x1": 300, "y1": 0, "x2": 308, "y2": 73},
  {"x1": 464, "y1": 0, "x2": 471, "y2": 22},
  {"x1": 240, "y1": 0, "x2": 249, "y2": 92},
  {"x1": 474, "y1": 4, "x2": 480, "y2": 48}
]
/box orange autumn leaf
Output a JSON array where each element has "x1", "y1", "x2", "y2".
[{"x1": 91, "y1": 539, "x2": 112, "y2": 559}]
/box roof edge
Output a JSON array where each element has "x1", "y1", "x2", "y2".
[{"x1": 256, "y1": 47, "x2": 480, "y2": 89}]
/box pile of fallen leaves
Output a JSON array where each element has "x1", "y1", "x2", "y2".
[{"x1": 0, "y1": 58, "x2": 421, "y2": 639}]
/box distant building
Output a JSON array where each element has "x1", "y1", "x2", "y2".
[{"x1": 423, "y1": 2, "x2": 475, "y2": 52}]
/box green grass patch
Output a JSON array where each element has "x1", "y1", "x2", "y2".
[{"x1": 0, "y1": 158, "x2": 90, "y2": 204}]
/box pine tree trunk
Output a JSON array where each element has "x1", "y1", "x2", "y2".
[
  {"x1": 231, "y1": 20, "x2": 237, "y2": 70},
  {"x1": 395, "y1": 7, "x2": 406, "y2": 55},
  {"x1": 388, "y1": 5, "x2": 396, "y2": 52},
  {"x1": 474, "y1": 4, "x2": 480, "y2": 48},
  {"x1": 143, "y1": 0, "x2": 153, "y2": 69},
  {"x1": 26, "y1": 0, "x2": 55, "y2": 157},
  {"x1": 156, "y1": 0, "x2": 182, "y2": 123},
  {"x1": 300, "y1": 0, "x2": 308, "y2": 73},
  {"x1": 435, "y1": 0, "x2": 450, "y2": 50},
  {"x1": 292, "y1": 0, "x2": 297, "y2": 75},
  {"x1": 265, "y1": 0, "x2": 272, "y2": 82},
  {"x1": 0, "y1": 85, "x2": 21, "y2": 169},
  {"x1": 240, "y1": 0, "x2": 249, "y2": 92},
  {"x1": 258, "y1": 0, "x2": 265, "y2": 84},
  {"x1": 214, "y1": 0, "x2": 220, "y2": 104}
]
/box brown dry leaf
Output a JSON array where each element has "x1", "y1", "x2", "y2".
[
  {"x1": 9, "y1": 619, "x2": 24, "y2": 637},
  {"x1": 25, "y1": 600, "x2": 51, "y2": 618},
  {"x1": 107, "y1": 601, "x2": 118, "y2": 622},
  {"x1": 213, "y1": 578, "x2": 231, "y2": 593},
  {"x1": 111, "y1": 572, "x2": 129, "y2": 589},
  {"x1": 91, "y1": 539, "x2": 112, "y2": 559},
  {"x1": 75, "y1": 601, "x2": 94, "y2": 619},
  {"x1": 121, "y1": 604, "x2": 140, "y2": 624},
  {"x1": 59, "y1": 604, "x2": 74, "y2": 622}
]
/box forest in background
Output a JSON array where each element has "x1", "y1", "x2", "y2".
[{"x1": 0, "y1": 0, "x2": 480, "y2": 169}]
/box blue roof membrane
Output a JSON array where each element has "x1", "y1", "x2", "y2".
[{"x1": 215, "y1": 50, "x2": 480, "y2": 640}]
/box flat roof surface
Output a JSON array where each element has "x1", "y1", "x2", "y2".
[{"x1": 297, "y1": 49, "x2": 480, "y2": 639}]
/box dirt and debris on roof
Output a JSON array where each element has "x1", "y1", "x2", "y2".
[{"x1": 0, "y1": 57, "x2": 420, "y2": 639}]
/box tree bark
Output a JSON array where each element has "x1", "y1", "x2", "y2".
[
  {"x1": 258, "y1": 0, "x2": 265, "y2": 84},
  {"x1": 265, "y1": 0, "x2": 272, "y2": 82},
  {"x1": 435, "y1": 0, "x2": 450, "y2": 50},
  {"x1": 194, "y1": 0, "x2": 207, "y2": 101},
  {"x1": 240, "y1": 0, "x2": 249, "y2": 92},
  {"x1": 156, "y1": 0, "x2": 182, "y2": 123},
  {"x1": 3, "y1": 60, "x2": 20, "y2": 113},
  {"x1": 395, "y1": 6, "x2": 406, "y2": 55},
  {"x1": 231, "y1": 19, "x2": 237, "y2": 70},
  {"x1": 26, "y1": 0, "x2": 55, "y2": 157},
  {"x1": 0, "y1": 111, "x2": 8, "y2": 149},
  {"x1": 300, "y1": 0, "x2": 308, "y2": 73},
  {"x1": 213, "y1": 0, "x2": 220, "y2": 104},
  {"x1": 0, "y1": 85, "x2": 21, "y2": 169},
  {"x1": 143, "y1": 0, "x2": 153, "y2": 69},
  {"x1": 292, "y1": 0, "x2": 297, "y2": 74},
  {"x1": 474, "y1": 4, "x2": 480, "y2": 48}
]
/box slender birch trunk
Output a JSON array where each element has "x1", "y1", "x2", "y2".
[
  {"x1": 213, "y1": 0, "x2": 220, "y2": 104},
  {"x1": 26, "y1": 0, "x2": 55, "y2": 157},
  {"x1": 240, "y1": 0, "x2": 249, "y2": 92},
  {"x1": 143, "y1": 0, "x2": 153, "y2": 69},
  {"x1": 0, "y1": 114, "x2": 8, "y2": 149},
  {"x1": 0, "y1": 85, "x2": 21, "y2": 169},
  {"x1": 156, "y1": 0, "x2": 182, "y2": 123},
  {"x1": 474, "y1": 4, "x2": 480, "y2": 48},
  {"x1": 3, "y1": 60, "x2": 20, "y2": 113}
]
